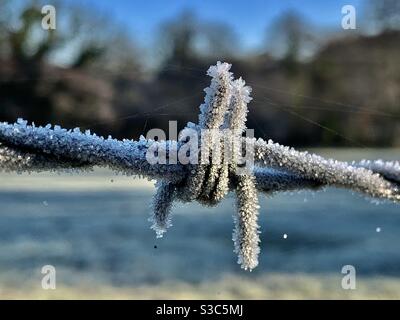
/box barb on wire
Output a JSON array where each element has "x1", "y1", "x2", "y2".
[{"x1": 0, "y1": 62, "x2": 399, "y2": 271}]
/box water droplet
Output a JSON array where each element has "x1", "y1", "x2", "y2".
[
  {"x1": 376, "y1": 227, "x2": 381, "y2": 233},
  {"x1": 283, "y1": 234, "x2": 288, "y2": 239}
]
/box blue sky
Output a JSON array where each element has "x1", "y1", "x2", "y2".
[{"x1": 67, "y1": 0, "x2": 366, "y2": 51}]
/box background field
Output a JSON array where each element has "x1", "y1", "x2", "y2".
[{"x1": 0, "y1": 149, "x2": 399, "y2": 299}]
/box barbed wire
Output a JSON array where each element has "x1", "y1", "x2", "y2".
[{"x1": 0, "y1": 62, "x2": 399, "y2": 271}]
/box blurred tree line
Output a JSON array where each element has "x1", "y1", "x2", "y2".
[{"x1": 0, "y1": 0, "x2": 399, "y2": 147}]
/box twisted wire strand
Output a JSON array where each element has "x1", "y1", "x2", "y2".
[
  {"x1": 251, "y1": 138, "x2": 400, "y2": 202},
  {"x1": 0, "y1": 119, "x2": 185, "y2": 182},
  {"x1": 180, "y1": 61, "x2": 233, "y2": 203},
  {"x1": 0, "y1": 142, "x2": 90, "y2": 172},
  {"x1": 223, "y1": 77, "x2": 261, "y2": 270},
  {"x1": 253, "y1": 167, "x2": 323, "y2": 193},
  {"x1": 0, "y1": 141, "x2": 323, "y2": 193},
  {"x1": 149, "y1": 180, "x2": 176, "y2": 238},
  {"x1": 0, "y1": 135, "x2": 323, "y2": 195},
  {"x1": 355, "y1": 160, "x2": 400, "y2": 185},
  {"x1": 232, "y1": 173, "x2": 260, "y2": 271}
]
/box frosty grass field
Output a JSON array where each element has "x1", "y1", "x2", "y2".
[{"x1": 0, "y1": 149, "x2": 399, "y2": 299}]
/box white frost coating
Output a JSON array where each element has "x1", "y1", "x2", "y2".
[
  {"x1": 198, "y1": 61, "x2": 233, "y2": 129},
  {"x1": 206, "y1": 76, "x2": 255, "y2": 205},
  {"x1": 254, "y1": 167, "x2": 322, "y2": 193},
  {"x1": 356, "y1": 160, "x2": 400, "y2": 185},
  {"x1": 225, "y1": 76, "x2": 261, "y2": 270},
  {"x1": 0, "y1": 142, "x2": 90, "y2": 173},
  {"x1": 0, "y1": 122, "x2": 322, "y2": 195},
  {"x1": 233, "y1": 174, "x2": 260, "y2": 271},
  {"x1": 251, "y1": 138, "x2": 400, "y2": 202},
  {"x1": 0, "y1": 61, "x2": 399, "y2": 271},
  {"x1": 223, "y1": 77, "x2": 252, "y2": 133},
  {"x1": 150, "y1": 181, "x2": 176, "y2": 238}
]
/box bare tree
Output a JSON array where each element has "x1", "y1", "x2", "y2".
[{"x1": 368, "y1": 0, "x2": 400, "y2": 32}]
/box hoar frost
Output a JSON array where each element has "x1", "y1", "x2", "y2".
[{"x1": 0, "y1": 62, "x2": 399, "y2": 271}]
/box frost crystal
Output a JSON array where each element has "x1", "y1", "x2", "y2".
[
  {"x1": 0, "y1": 61, "x2": 399, "y2": 271},
  {"x1": 233, "y1": 174, "x2": 260, "y2": 270}
]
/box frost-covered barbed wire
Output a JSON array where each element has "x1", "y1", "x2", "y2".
[
  {"x1": 0, "y1": 119, "x2": 185, "y2": 182},
  {"x1": 0, "y1": 142, "x2": 90, "y2": 172},
  {"x1": 250, "y1": 139, "x2": 400, "y2": 201},
  {"x1": 0, "y1": 61, "x2": 399, "y2": 271},
  {"x1": 150, "y1": 181, "x2": 176, "y2": 238},
  {"x1": 233, "y1": 173, "x2": 260, "y2": 271}
]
